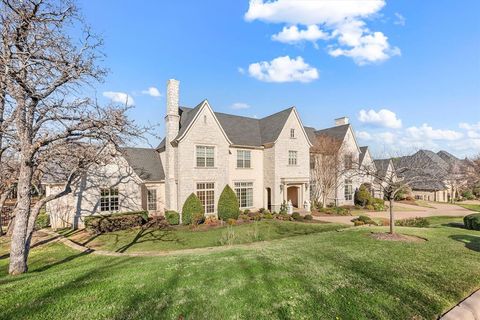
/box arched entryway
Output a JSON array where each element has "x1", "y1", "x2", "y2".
[{"x1": 287, "y1": 186, "x2": 299, "y2": 208}]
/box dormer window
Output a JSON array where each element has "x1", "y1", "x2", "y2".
[{"x1": 290, "y1": 128, "x2": 295, "y2": 139}]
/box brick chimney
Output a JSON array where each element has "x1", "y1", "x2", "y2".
[{"x1": 165, "y1": 79, "x2": 179, "y2": 211}]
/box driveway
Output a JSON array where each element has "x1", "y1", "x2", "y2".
[{"x1": 315, "y1": 202, "x2": 475, "y2": 225}]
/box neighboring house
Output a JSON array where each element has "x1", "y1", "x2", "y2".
[
  {"x1": 372, "y1": 158, "x2": 397, "y2": 199},
  {"x1": 46, "y1": 79, "x2": 313, "y2": 228},
  {"x1": 306, "y1": 117, "x2": 373, "y2": 206},
  {"x1": 393, "y1": 149, "x2": 466, "y2": 202}
]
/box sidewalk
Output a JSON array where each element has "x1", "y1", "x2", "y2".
[{"x1": 440, "y1": 289, "x2": 480, "y2": 320}]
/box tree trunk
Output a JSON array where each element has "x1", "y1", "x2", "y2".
[
  {"x1": 389, "y1": 198, "x2": 394, "y2": 234},
  {"x1": 8, "y1": 161, "x2": 33, "y2": 275}
]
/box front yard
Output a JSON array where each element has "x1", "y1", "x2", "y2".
[{"x1": 1, "y1": 216, "x2": 479, "y2": 319}]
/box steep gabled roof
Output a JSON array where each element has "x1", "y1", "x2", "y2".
[
  {"x1": 374, "y1": 159, "x2": 391, "y2": 178},
  {"x1": 121, "y1": 147, "x2": 165, "y2": 182},
  {"x1": 313, "y1": 124, "x2": 350, "y2": 141},
  {"x1": 395, "y1": 150, "x2": 449, "y2": 178},
  {"x1": 259, "y1": 107, "x2": 294, "y2": 144},
  {"x1": 359, "y1": 146, "x2": 369, "y2": 165}
]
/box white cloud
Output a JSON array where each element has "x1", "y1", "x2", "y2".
[
  {"x1": 406, "y1": 124, "x2": 463, "y2": 141},
  {"x1": 248, "y1": 55, "x2": 319, "y2": 83},
  {"x1": 459, "y1": 121, "x2": 480, "y2": 131},
  {"x1": 141, "y1": 87, "x2": 162, "y2": 97},
  {"x1": 230, "y1": 102, "x2": 251, "y2": 110},
  {"x1": 357, "y1": 131, "x2": 372, "y2": 140},
  {"x1": 358, "y1": 109, "x2": 402, "y2": 129},
  {"x1": 272, "y1": 25, "x2": 330, "y2": 46},
  {"x1": 103, "y1": 91, "x2": 135, "y2": 106},
  {"x1": 378, "y1": 132, "x2": 395, "y2": 144},
  {"x1": 245, "y1": 0, "x2": 399, "y2": 65},
  {"x1": 394, "y1": 13, "x2": 406, "y2": 26}
]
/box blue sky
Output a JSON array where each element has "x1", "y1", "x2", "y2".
[{"x1": 78, "y1": 0, "x2": 480, "y2": 157}]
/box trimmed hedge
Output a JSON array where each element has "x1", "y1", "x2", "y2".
[
  {"x1": 35, "y1": 213, "x2": 50, "y2": 230},
  {"x1": 84, "y1": 211, "x2": 148, "y2": 234},
  {"x1": 165, "y1": 211, "x2": 180, "y2": 225},
  {"x1": 182, "y1": 193, "x2": 204, "y2": 225},
  {"x1": 464, "y1": 213, "x2": 480, "y2": 230},
  {"x1": 396, "y1": 217, "x2": 429, "y2": 228},
  {"x1": 218, "y1": 185, "x2": 239, "y2": 221}
]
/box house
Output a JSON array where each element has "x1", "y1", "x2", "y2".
[
  {"x1": 393, "y1": 149, "x2": 466, "y2": 202},
  {"x1": 372, "y1": 158, "x2": 397, "y2": 199},
  {"x1": 46, "y1": 79, "x2": 313, "y2": 228},
  {"x1": 306, "y1": 117, "x2": 374, "y2": 206}
]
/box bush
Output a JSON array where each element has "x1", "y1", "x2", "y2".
[
  {"x1": 279, "y1": 201, "x2": 288, "y2": 214},
  {"x1": 263, "y1": 209, "x2": 270, "y2": 214},
  {"x1": 239, "y1": 214, "x2": 250, "y2": 221},
  {"x1": 182, "y1": 193, "x2": 204, "y2": 225},
  {"x1": 248, "y1": 211, "x2": 262, "y2": 221},
  {"x1": 395, "y1": 217, "x2": 429, "y2": 228},
  {"x1": 84, "y1": 211, "x2": 148, "y2": 234},
  {"x1": 354, "y1": 184, "x2": 372, "y2": 207},
  {"x1": 227, "y1": 218, "x2": 237, "y2": 226},
  {"x1": 165, "y1": 211, "x2": 180, "y2": 225},
  {"x1": 35, "y1": 213, "x2": 50, "y2": 230},
  {"x1": 243, "y1": 209, "x2": 251, "y2": 215},
  {"x1": 351, "y1": 215, "x2": 377, "y2": 226},
  {"x1": 192, "y1": 212, "x2": 205, "y2": 227},
  {"x1": 218, "y1": 185, "x2": 240, "y2": 221},
  {"x1": 462, "y1": 190, "x2": 475, "y2": 200},
  {"x1": 464, "y1": 213, "x2": 480, "y2": 230},
  {"x1": 292, "y1": 212, "x2": 303, "y2": 221},
  {"x1": 275, "y1": 213, "x2": 291, "y2": 221},
  {"x1": 145, "y1": 216, "x2": 169, "y2": 229},
  {"x1": 370, "y1": 198, "x2": 385, "y2": 211},
  {"x1": 263, "y1": 212, "x2": 273, "y2": 219},
  {"x1": 365, "y1": 204, "x2": 375, "y2": 211},
  {"x1": 258, "y1": 208, "x2": 265, "y2": 213},
  {"x1": 354, "y1": 220, "x2": 365, "y2": 226},
  {"x1": 304, "y1": 214, "x2": 313, "y2": 221}
]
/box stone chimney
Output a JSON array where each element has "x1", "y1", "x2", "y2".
[
  {"x1": 335, "y1": 116, "x2": 349, "y2": 126},
  {"x1": 165, "y1": 79, "x2": 179, "y2": 211}
]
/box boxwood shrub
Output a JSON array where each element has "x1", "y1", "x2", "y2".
[
  {"x1": 182, "y1": 193, "x2": 204, "y2": 225},
  {"x1": 35, "y1": 213, "x2": 50, "y2": 230},
  {"x1": 464, "y1": 213, "x2": 480, "y2": 230},
  {"x1": 218, "y1": 185, "x2": 239, "y2": 221},
  {"x1": 165, "y1": 210, "x2": 180, "y2": 225},
  {"x1": 84, "y1": 211, "x2": 148, "y2": 234}
]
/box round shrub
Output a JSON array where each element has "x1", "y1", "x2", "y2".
[
  {"x1": 218, "y1": 185, "x2": 239, "y2": 221},
  {"x1": 304, "y1": 214, "x2": 313, "y2": 221},
  {"x1": 292, "y1": 212, "x2": 303, "y2": 221},
  {"x1": 165, "y1": 211, "x2": 180, "y2": 225},
  {"x1": 354, "y1": 220, "x2": 365, "y2": 226},
  {"x1": 351, "y1": 215, "x2": 377, "y2": 226},
  {"x1": 263, "y1": 213, "x2": 273, "y2": 219},
  {"x1": 464, "y1": 213, "x2": 480, "y2": 230},
  {"x1": 182, "y1": 193, "x2": 204, "y2": 225}
]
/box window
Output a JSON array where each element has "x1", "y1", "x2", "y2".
[
  {"x1": 147, "y1": 189, "x2": 157, "y2": 211},
  {"x1": 290, "y1": 128, "x2": 295, "y2": 138},
  {"x1": 196, "y1": 146, "x2": 214, "y2": 167},
  {"x1": 197, "y1": 182, "x2": 215, "y2": 214},
  {"x1": 344, "y1": 180, "x2": 353, "y2": 201},
  {"x1": 288, "y1": 150, "x2": 297, "y2": 165},
  {"x1": 237, "y1": 150, "x2": 251, "y2": 168},
  {"x1": 344, "y1": 154, "x2": 353, "y2": 170},
  {"x1": 234, "y1": 182, "x2": 253, "y2": 208},
  {"x1": 100, "y1": 188, "x2": 119, "y2": 212}
]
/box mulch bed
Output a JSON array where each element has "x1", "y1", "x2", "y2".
[{"x1": 369, "y1": 232, "x2": 427, "y2": 243}]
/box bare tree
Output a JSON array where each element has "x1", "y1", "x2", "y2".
[
  {"x1": 1, "y1": 0, "x2": 143, "y2": 275},
  {"x1": 310, "y1": 134, "x2": 345, "y2": 208}
]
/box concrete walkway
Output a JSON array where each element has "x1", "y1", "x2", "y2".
[
  {"x1": 314, "y1": 202, "x2": 474, "y2": 225},
  {"x1": 440, "y1": 289, "x2": 480, "y2": 320}
]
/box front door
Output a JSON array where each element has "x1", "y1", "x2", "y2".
[{"x1": 287, "y1": 186, "x2": 299, "y2": 208}]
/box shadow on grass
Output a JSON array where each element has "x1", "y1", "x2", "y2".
[
  {"x1": 115, "y1": 225, "x2": 183, "y2": 253},
  {"x1": 449, "y1": 234, "x2": 480, "y2": 252},
  {"x1": 441, "y1": 222, "x2": 465, "y2": 229},
  {"x1": 0, "y1": 234, "x2": 62, "y2": 260}
]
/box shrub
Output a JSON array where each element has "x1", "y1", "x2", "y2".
[
  {"x1": 192, "y1": 212, "x2": 205, "y2": 227},
  {"x1": 275, "y1": 213, "x2": 291, "y2": 221},
  {"x1": 243, "y1": 209, "x2": 251, "y2": 215},
  {"x1": 227, "y1": 218, "x2": 237, "y2": 226},
  {"x1": 354, "y1": 220, "x2": 365, "y2": 226},
  {"x1": 218, "y1": 185, "x2": 240, "y2": 221},
  {"x1": 464, "y1": 213, "x2": 480, "y2": 230},
  {"x1": 204, "y1": 215, "x2": 220, "y2": 226},
  {"x1": 462, "y1": 190, "x2": 475, "y2": 200},
  {"x1": 279, "y1": 201, "x2": 288, "y2": 214},
  {"x1": 365, "y1": 204, "x2": 375, "y2": 211},
  {"x1": 263, "y1": 212, "x2": 273, "y2": 219},
  {"x1": 182, "y1": 193, "x2": 204, "y2": 225},
  {"x1": 354, "y1": 184, "x2": 371, "y2": 207},
  {"x1": 145, "y1": 216, "x2": 169, "y2": 229},
  {"x1": 263, "y1": 209, "x2": 270, "y2": 214},
  {"x1": 370, "y1": 198, "x2": 385, "y2": 211},
  {"x1": 351, "y1": 215, "x2": 377, "y2": 226},
  {"x1": 35, "y1": 213, "x2": 50, "y2": 230},
  {"x1": 304, "y1": 214, "x2": 313, "y2": 221},
  {"x1": 239, "y1": 214, "x2": 250, "y2": 221},
  {"x1": 165, "y1": 211, "x2": 180, "y2": 225},
  {"x1": 258, "y1": 208, "x2": 266, "y2": 213},
  {"x1": 292, "y1": 212, "x2": 303, "y2": 221},
  {"x1": 395, "y1": 217, "x2": 429, "y2": 228},
  {"x1": 84, "y1": 211, "x2": 147, "y2": 234},
  {"x1": 248, "y1": 211, "x2": 262, "y2": 221}
]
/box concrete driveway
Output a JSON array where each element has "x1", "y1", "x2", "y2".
[{"x1": 315, "y1": 202, "x2": 475, "y2": 225}]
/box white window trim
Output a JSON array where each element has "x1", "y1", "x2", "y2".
[
  {"x1": 288, "y1": 150, "x2": 298, "y2": 166},
  {"x1": 195, "y1": 144, "x2": 216, "y2": 168},
  {"x1": 147, "y1": 189, "x2": 157, "y2": 211},
  {"x1": 99, "y1": 188, "x2": 119, "y2": 212},
  {"x1": 236, "y1": 149, "x2": 252, "y2": 169},
  {"x1": 196, "y1": 181, "x2": 215, "y2": 214},
  {"x1": 234, "y1": 181, "x2": 254, "y2": 209},
  {"x1": 290, "y1": 128, "x2": 296, "y2": 139}
]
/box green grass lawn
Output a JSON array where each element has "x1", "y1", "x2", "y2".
[
  {"x1": 60, "y1": 220, "x2": 345, "y2": 253},
  {"x1": 1, "y1": 218, "x2": 479, "y2": 319},
  {"x1": 458, "y1": 204, "x2": 480, "y2": 212}
]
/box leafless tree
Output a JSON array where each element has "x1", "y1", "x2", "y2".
[
  {"x1": 310, "y1": 134, "x2": 345, "y2": 208},
  {"x1": 1, "y1": 0, "x2": 144, "y2": 275}
]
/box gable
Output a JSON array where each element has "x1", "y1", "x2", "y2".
[{"x1": 275, "y1": 108, "x2": 312, "y2": 146}]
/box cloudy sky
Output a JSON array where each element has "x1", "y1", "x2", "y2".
[{"x1": 80, "y1": 0, "x2": 480, "y2": 157}]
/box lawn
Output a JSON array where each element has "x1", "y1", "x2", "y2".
[
  {"x1": 0, "y1": 218, "x2": 479, "y2": 320},
  {"x1": 59, "y1": 220, "x2": 345, "y2": 253},
  {"x1": 458, "y1": 203, "x2": 480, "y2": 212}
]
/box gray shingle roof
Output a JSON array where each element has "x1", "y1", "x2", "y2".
[
  {"x1": 166, "y1": 104, "x2": 295, "y2": 147},
  {"x1": 121, "y1": 147, "x2": 165, "y2": 182},
  {"x1": 374, "y1": 159, "x2": 391, "y2": 178},
  {"x1": 313, "y1": 124, "x2": 350, "y2": 141},
  {"x1": 359, "y1": 146, "x2": 369, "y2": 165}
]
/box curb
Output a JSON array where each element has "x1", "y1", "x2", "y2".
[{"x1": 440, "y1": 289, "x2": 480, "y2": 320}]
